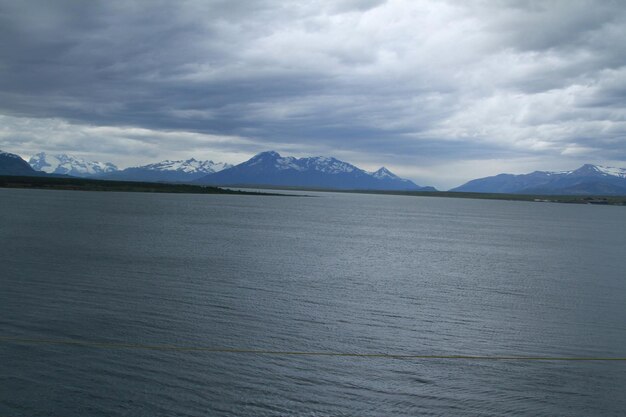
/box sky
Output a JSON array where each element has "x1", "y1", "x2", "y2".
[{"x1": 0, "y1": 0, "x2": 625, "y2": 189}]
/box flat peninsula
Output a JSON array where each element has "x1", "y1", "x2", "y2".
[{"x1": 0, "y1": 175, "x2": 277, "y2": 196}]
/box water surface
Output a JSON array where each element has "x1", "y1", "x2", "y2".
[{"x1": 1, "y1": 188, "x2": 625, "y2": 416}]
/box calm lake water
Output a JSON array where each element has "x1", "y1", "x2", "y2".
[{"x1": 1, "y1": 188, "x2": 625, "y2": 416}]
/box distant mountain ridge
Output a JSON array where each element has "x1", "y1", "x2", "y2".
[
  {"x1": 102, "y1": 158, "x2": 233, "y2": 182},
  {"x1": 196, "y1": 151, "x2": 436, "y2": 191},
  {"x1": 29, "y1": 153, "x2": 118, "y2": 177},
  {"x1": 16, "y1": 148, "x2": 626, "y2": 195},
  {"x1": 18, "y1": 149, "x2": 432, "y2": 190},
  {"x1": 451, "y1": 164, "x2": 626, "y2": 195}
]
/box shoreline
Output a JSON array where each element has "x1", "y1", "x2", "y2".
[
  {"x1": 2, "y1": 175, "x2": 624, "y2": 205},
  {"x1": 229, "y1": 185, "x2": 626, "y2": 206}
]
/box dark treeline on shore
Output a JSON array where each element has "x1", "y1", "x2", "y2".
[{"x1": 0, "y1": 176, "x2": 275, "y2": 196}]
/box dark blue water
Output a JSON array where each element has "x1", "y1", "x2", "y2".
[{"x1": 1, "y1": 188, "x2": 625, "y2": 416}]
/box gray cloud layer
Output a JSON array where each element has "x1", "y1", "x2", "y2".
[{"x1": 1, "y1": 0, "x2": 625, "y2": 188}]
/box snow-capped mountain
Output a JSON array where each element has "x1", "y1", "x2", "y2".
[
  {"x1": 102, "y1": 158, "x2": 233, "y2": 182},
  {"x1": 1, "y1": 150, "x2": 42, "y2": 176},
  {"x1": 29, "y1": 152, "x2": 118, "y2": 177},
  {"x1": 451, "y1": 164, "x2": 626, "y2": 195},
  {"x1": 196, "y1": 151, "x2": 436, "y2": 191},
  {"x1": 371, "y1": 167, "x2": 397, "y2": 180},
  {"x1": 139, "y1": 158, "x2": 232, "y2": 174},
  {"x1": 570, "y1": 164, "x2": 626, "y2": 179}
]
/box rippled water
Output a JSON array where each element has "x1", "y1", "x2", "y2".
[{"x1": 1, "y1": 188, "x2": 625, "y2": 416}]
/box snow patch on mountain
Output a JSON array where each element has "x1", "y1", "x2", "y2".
[
  {"x1": 274, "y1": 156, "x2": 305, "y2": 171},
  {"x1": 139, "y1": 158, "x2": 232, "y2": 174},
  {"x1": 248, "y1": 151, "x2": 359, "y2": 174},
  {"x1": 303, "y1": 156, "x2": 357, "y2": 174},
  {"x1": 371, "y1": 167, "x2": 402, "y2": 180},
  {"x1": 543, "y1": 170, "x2": 573, "y2": 176},
  {"x1": 592, "y1": 165, "x2": 626, "y2": 178}
]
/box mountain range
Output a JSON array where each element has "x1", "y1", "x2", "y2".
[
  {"x1": 195, "y1": 151, "x2": 433, "y2": 191},
  {"x1": 2, "y1": 148, "x2": 626, "y2": 195},
  {"x1": 16, "y1": 150, "x2": 432, "y2": 191},
  {"x1": 26, "y1": 152, "x2": 233, "y2": 183},
  {"x1": 451, "y1": 164, "x2": 626, "y2": 195},
  {"x1": 29, "y1": 152, "x2": 118, "y2": 177},
  {"x1": 102, "y1": 159, "x2": 233, "y2": 182}
]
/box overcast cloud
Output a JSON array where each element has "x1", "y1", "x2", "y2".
[{"x1": 1, "y1": 0, "x2": 625, "y2": 188}]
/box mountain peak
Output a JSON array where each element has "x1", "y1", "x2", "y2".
[
  {"x1": 574, "y1": 164, "x2": 600, "y2": 173},
  {"x1": 197, "y1": 151, "x2": 433, "y2": 191},
  {"x1": 371, "y1": 166, "x2": 402, "y2": 180},
  {"x1": 244, "y1": 151, "x2": 285, "y2": 168},
  {"x1": 588, "y1": 164, "x2": 626, "y2": 178},
  {"x1": 1, "y1": 150, "x2": 39, "y2": 176},
  {"x1": 570, "y1": 164, "x2": 626, "y2": 178},
  {"x1": 374, "y1": 166, "x2": 393, "y2": 174},
  {"x1": 253, "y1": 151, "x2": 281, "y2": 159}
]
